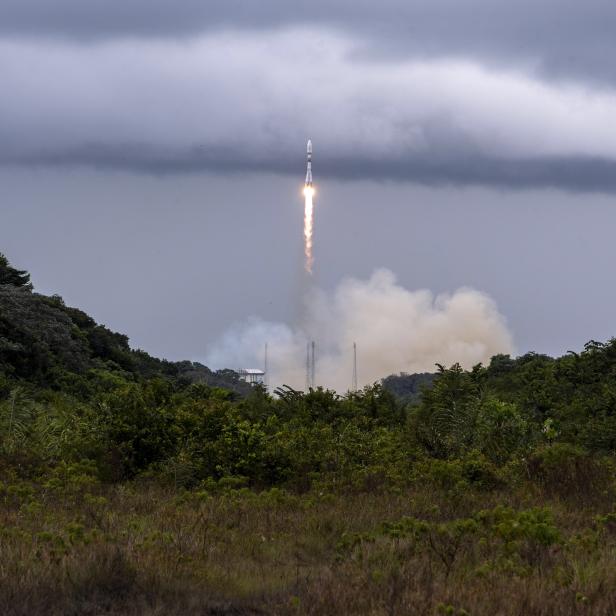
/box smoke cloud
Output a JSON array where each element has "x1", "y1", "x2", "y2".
[{"x1": 205, "y1": 269, "x2": 514, "y2": 392}]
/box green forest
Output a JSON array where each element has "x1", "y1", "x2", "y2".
[{"x1": 2, "y1": 252, "x2": 616, "y2": 615}]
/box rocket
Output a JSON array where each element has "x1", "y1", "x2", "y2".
[{"x1": 305, "y1": 139, "x2": 313, "y2": 186}]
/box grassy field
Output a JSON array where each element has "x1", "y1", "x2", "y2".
[{"x1": 2, "y1": 471, "x2": 616, "y2": 616}]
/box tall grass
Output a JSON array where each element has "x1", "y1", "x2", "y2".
[{"x1": 1, "y1": 475, "x2": 615, "y2": 615}]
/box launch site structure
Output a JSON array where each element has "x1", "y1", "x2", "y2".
[
  {"x1": 306, "y1": 340, "x2": 316, "y2": 391},
  {"x1": 237, "y1": 368, "x2": 265, "y2": 386}
]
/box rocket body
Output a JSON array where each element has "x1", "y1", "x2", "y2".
[{"x1": 305, "y1": 139, "x2": 313, "y2": 186}]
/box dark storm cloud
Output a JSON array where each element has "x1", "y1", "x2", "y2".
[
  {"x1": 2, "y1": 14, "x2": 616, "y2": 191},
  {"x1": 9, "y1": 143, "x2": 616, "y2": 194},
  {"x1": 1, "y1": 0, "x2": 616, "y2": 84}
]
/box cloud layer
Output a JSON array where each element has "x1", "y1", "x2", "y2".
[
  {"x1": 2, "y1": 1, "x2": 615, "y2": 85},
  {"x1": 3, "y1": 29, "x2": 616, "y2": 191}
]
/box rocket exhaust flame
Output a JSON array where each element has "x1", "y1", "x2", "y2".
[
  {"x1": 303, "y1": 185, "x2": 314, "y2": 274},
  {"x1": 304, "y1": 139, "x2": 314, "y2": 275}
]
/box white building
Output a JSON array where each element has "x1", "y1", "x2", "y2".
[{"x1": 237, "y1": 368, "x2": 265, "y2": 386}]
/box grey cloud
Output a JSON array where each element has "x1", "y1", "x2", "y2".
[
  {"x1": 1, "y1": 1, "x2": 616, "y2": 84},
  {"x1": 9, "y1": 144, "x2": 616, "y2": 193},
  {"x1": 2, "y1": 30, "x2": 616, "y2": 192}
]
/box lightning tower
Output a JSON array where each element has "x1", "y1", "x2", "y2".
[
  {"x1": 305, "y1": 340, "x2": 316, "y2": 391},
  {"x1": 352, "y1": 342, "x2": 358, "y2": 392}
]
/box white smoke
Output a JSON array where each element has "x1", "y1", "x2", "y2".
[{"x1": 205, "y1": 269, "x2": 514, "y2": 392}]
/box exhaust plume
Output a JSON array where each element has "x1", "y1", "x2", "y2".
[
  {"x1": 205, "y1": 269, "x2": 514, "y2": 392},
  {"x1": 304, "y1": 139, "x2": 314, "y2": 275},
  {"x1": 303, "y1": 185, "x2": 314, "y2": 274}
]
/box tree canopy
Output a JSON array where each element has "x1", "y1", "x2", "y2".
[{"x1": 0, "y1": 253, "x2": 31, "y2": 288}]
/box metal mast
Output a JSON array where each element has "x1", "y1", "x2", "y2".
[
  {"x1": 311, "y1": 341, "x2": 316, "y2": 389},
  {"x1": 352, "y1": 342, "x2": 358, "y2": 392},
  {"x1": 264, "y1": 342, "x2": 268, "y2": 391},
  {"x1": 305, "y1": 340, "x2": 316, "y2": 391},
  {"x1": 305, "y1": 341, "x2": 311, "y2": 392}
]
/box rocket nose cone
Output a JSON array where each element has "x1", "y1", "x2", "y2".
[{"x1": 307, "y1": 139, "x2": 312, "y2": 153}]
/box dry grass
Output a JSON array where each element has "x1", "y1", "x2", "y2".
[{"x1": 1, "y1": 480, "x2": 615, "y2": 615}]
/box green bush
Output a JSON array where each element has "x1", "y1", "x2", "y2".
[{"x1": 526, "y1": 443, "x2": 613, "y2": 500}]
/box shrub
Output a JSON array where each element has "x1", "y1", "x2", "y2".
[{"x1": 526, "y1": 443, "x2": 613, "y2": 501}]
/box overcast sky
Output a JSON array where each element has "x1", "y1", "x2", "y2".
[{"x1": 2, "y1": 1, "x2": 616, "y2": 369}]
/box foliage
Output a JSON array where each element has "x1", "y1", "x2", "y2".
[
  {"x1": 4, "y1": 251, "x2": 616, "y2": 613},
  {"x1": 382, "y1": 371, "x2": 435, "y2": 403},
  {"x1": 0, "y1": 264, "x2": 251, "y2": 395},
  {"x1": 0, "y1": 253, "x2": 31, "y2": 288}
]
